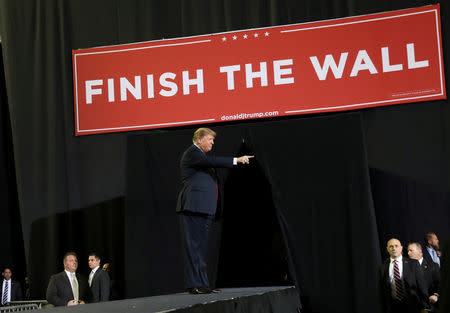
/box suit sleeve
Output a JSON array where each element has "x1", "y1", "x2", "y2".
[
  {"x1": 100, "y1": 271, "x2": 110, "y2": 301},
  {"x1": 78, "y1": 275, "x2": 89, "y2": 303},
  {"x1": 185, "y1": 148, "x2": 233, "y2": 169},
  {"x1": 13, "y1": 282, "x2": 23, "y2": 301},
  {"x1": 378, "y1": 265, "x2": 388, "y2": 313},
  {"x1": 46, "y1": 275, "x2": 68, "y2": 307}
]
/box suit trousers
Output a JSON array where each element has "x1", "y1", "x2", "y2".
[
  {"x1": 389, "y1": 297, "x2": 421, "y2": 313},
  {"x1": 179, "y1": 212, "x2": 214, "y2": 289}
]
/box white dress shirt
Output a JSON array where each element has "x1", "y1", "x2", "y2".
[
  {"x1": 65, "y1": 270, "x2": 78, "y2": 296},
  {"x1": 389, "y1": 256, "x2": 403, "y2": 298}
]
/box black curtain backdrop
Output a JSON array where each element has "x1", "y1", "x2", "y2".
[
  {"x1": 0, "y1": 44, "x2": 26, "y2": 285},
  {"x1": 126, "y1": 113, "x2": 381, "y2": 313},
  {"x1": 217, "y1": 142, "x2": 291, "y2": 288},
  {"x1": 245, "y1": 114, "x2": 381, "y2": 313},
  {"x1": 0, "y1": 0, "x2": 449, "y2": 312},
  {"x1": 370, "y1": 168, "x2": 450, "y2": 258},
  {"x1": 125, "y1": 126, "x2": 243, "y2": 297}
]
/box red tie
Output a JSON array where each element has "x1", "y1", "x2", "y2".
[{"x1": 393, "y1": 260, "x2": 405, "y2": 300}]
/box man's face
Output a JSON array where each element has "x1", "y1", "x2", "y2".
[
  {"x1": 387, "y1": 239, "x2": 403, "y2": 259},
  {"x1": 197, "y1": 134, "x2": 215, "y2": 153},
  {"x1": 428, "y1": 234, "x2": 439, "y2": 249},
  {"x1": 407, "y1": 244, "x2": 422, "y2": 260},
  {"x1": 88, "y1": 256, "x2": 100, "y2": 269},
  {"x1": 2, "y1": 269, "x2": 12, "y2": 280},
  {"x1": 64, "y1": 255, "x2": 78, "y2": 273},
  {"x1": 102, "y1": 263, "x2": 110, "y2": 272}
]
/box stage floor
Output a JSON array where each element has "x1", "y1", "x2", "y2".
[{"x1": 45, "y1": 286, "x2": 300, "y2": 313}]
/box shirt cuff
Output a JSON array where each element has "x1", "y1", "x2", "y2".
[{"x1": 233, "y1": 157, "x2": 237, "y2": 165}]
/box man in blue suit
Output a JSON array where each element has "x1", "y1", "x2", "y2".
[
  {"x1": 176, "y1": 127, "x2": 253, "y2": 294},
  {"x1": 422, "y1": 232, "x2": 441, "y2": 268}
]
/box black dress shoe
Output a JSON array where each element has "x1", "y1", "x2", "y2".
[{"x1": 187, "y1": 287, "x2": 212, "y2": 294}]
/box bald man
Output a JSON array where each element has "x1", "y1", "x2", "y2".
[{"x1": 378, "y1": 238, "x2": 429, "y2": 313}]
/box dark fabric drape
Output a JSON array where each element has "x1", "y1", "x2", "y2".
[
  {"x1": 244, "y1": 113, "x2": 381, "y2": 313},
  {"x1": 125, "y1": 126, "x2": 244, "y2": 297},
  {"x1": 217, "y1": 142, "x2": 290, "y2": 288},
  {"x1": 0, "y1": 44, "x2": 26, "y2": 282},
  {"x1": 370, "y1": 168, "x2": 450, "y2": 257},
  {"x1": 126, "y1": 114, "x2": 381, "y2": 313}
]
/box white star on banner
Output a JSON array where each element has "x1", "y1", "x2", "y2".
[
  {"x1": 222, "y1": 37, "x2": 227, "y2": 41},
  {"x1": 232, "y1": 35, "x2": 237, "y2": 40},
  {"x1": 254, "y1": 33, "x2": 258, "y2": 38},
  {"x1": 264, "y1": 32, "x2": 269, "y2": 36},
  {"x1": 243, "y1": 34, "x2": 248, "y2": 39}
]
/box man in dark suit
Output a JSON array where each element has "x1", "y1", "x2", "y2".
[
  {"x1": 1, "y1": 268, "x2": 23, "y2": 305},
  {"x1": 379, "y1": 238, "x2": 429, "y2": 313},
  {"x1": 407, "y1": 242, "x2": 440, "y2": 311},
  {"x1": 176, "y1": 127, "x2": 253, "y2": 294},
  {"x1": 423, "y1": 232, "x2": 441, "y2": 268},
  {"x1": 88, "y1": 253, "x2": 110, "y2": 302},
  {"x1": 46, "y1": 252, "x2": 89, "y2": 306}
]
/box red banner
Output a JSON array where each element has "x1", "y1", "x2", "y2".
[{"x1": 73, "y1": 4, "x2": 446, "y2": 135}]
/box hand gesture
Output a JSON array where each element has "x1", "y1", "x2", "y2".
[{"x1": 237, "y1": 155, "x2": 254, "y2": 164}]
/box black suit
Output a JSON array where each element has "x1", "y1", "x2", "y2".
[
  {"x1": 176, "y1": 145, "x2": 233, "y2": 215},
  {"x1": 379, "y1": 257, "x2": 429, "y2": 313},
  {"x1": 420, "y1": 259, "x2": 440, "y2": 311},
  {"x1": 176, "y1": 144, "x2": 233, "y2": 289},
  {"x1": 0, "y1": 279, "x2": 23, "y2": 304},
  {"x1": 46, "y1": 271, "x2": 89, "y2": 306},
  {"x1": 89, "y1": 269, "x2": 110, "y2": 302}
]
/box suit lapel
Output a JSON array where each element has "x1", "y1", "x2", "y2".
[
  {"x1": 421, "y1": 259, "x2": 428, "y2": 270},
  {"x1": 10, "y1": 281, "x2": 15, "y2": 297},
  {"x1": 63, "y1": 272, "x2": 75, "y2": 298},
  {"x1": 92, "y1": 270, "x2": 100, "y2": 284},
  {"x1": 402, "y1": 258, "x2": 411, "y2": 282},
  {"x1": 76, "y1": 273, "x2": 82, "y2": 291}
]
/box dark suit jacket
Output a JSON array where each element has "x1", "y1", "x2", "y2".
[
  {"x1": 46, "y1": 271, "x2": 89, "y2": 306},
  {"x1": 421, "y1": 258, "x2": 440, "y2": 312},
  {"x1": 1, "y1": 279, "x2": 23, "y2": 303},
  {"x1": 176, "y1": 145, "x2": 233, "y2": 215},
  {"x1": 421, "y1": 258, "x2": 440, "y2": 296},
  {"x1": 379, "y1": 257, "x2": 429, "y2": 313},
  {"x1": 90, "y1": 269, "x2": 110, "y2": 302}
]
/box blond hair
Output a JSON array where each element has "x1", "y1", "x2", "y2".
[{"x1": 193, "y1": 128, "x2": 216, "y2": 144}]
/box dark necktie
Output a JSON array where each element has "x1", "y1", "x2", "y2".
[{"x1": 393, "y1": 260, "x2": 405, "y2": 300}]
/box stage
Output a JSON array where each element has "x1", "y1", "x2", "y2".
[{"x1": 44, "y1": 286, "x2": 300, "y2": 313}]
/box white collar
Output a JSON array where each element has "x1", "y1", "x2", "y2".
[
  {"x1": 193, "y1": 143, "x2": 203, "y2": 152},
  {"x1": 390, "y1": 255, "x2": 403, "y2": 263},
  {"x1": 65, "y1": 270, "x2": 76, "y2": 277},
  {"x1": 91, "y1": 266, "x2": 100, "y2": 273}
]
